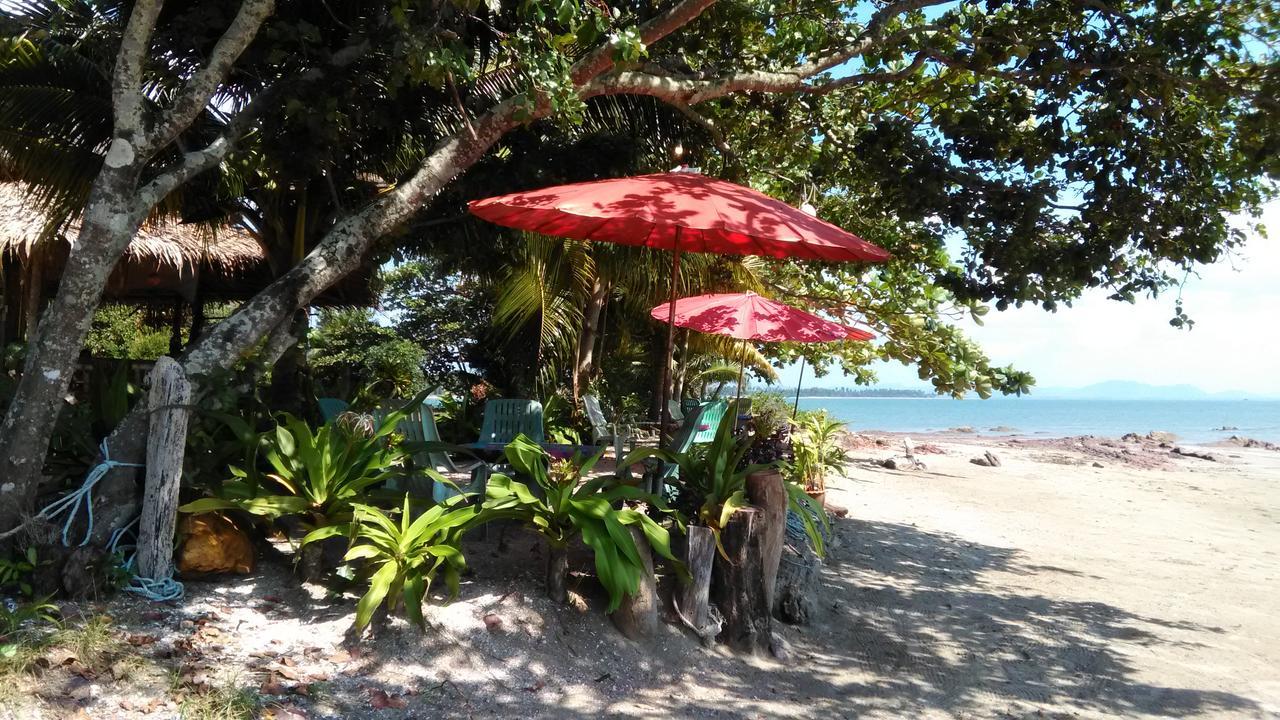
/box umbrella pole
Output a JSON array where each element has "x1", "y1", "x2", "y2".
[
  {"x1": 660, "y1": 245, "x2": 682, "y2": 448},
  {"x1": 735, "y1": 337, "x2": 746, "y2": 409},
  {"x1": 792, "y1": 356, "x2": 806, "y2": 418}
]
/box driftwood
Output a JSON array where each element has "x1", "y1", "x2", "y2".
[
  {"x1": 745, "y1": 469, "x2": 786, "y2": 609},
  {"x1": 610, "y1": 527, "x2": 659, "y2": 639},
  {"x1": 712, "y1": 507, "x2": 773, "y2": 654},
  {"x1": 136, "y1": 357, "x2": 191, "y2": 581},
  {"x1": 673, "y1": 524, "x2": 719, "y2": 646}
]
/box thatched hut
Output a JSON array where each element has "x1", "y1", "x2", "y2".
[{"x1": 0, "y1": 182, "x2": 368, "y2": 347}]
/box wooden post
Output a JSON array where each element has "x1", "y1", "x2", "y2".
[
  {"x1": 136, "y1": 357, "x2": 191, "y2": 581},
  {"x1": 674, "y1": 524, "x2": 718, "y2": 646},
  {"x1": 712, "y1": 507, "x2": 773, "y2": 655},
  {"x1": 746, "y1": 469, "x2": 786, "y2": 610},
  {"x1": 610, "y1": 527, "x2": 659, "y2": 639}
]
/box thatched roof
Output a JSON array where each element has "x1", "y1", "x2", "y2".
[
  {"x1": 0, "y1": 181, "x2": 265, "y2": 273},
  {"x1": 0, "y1": 182, "x2": 372, "y2": 306}
]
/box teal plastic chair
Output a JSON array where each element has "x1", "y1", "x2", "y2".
[
  {"x1": 688, "y1": 400, "x2": 729, "y2": 444},
  {"x1": 476, "y1": 399, "x2": 545, "y2": 445},
  {"x1": 647, "y1": 400, "x2": 730, "y2": 496},
  {"x1": 374, "y1": 404, "x2": 483, "y2": 501},
  {"x1": 317, "y1": 397, "x2": 349, "y2": 422}
]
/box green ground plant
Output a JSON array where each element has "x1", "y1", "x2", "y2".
[
  {"x1": 302, "y1": 494, "x2": 481, "y2": 632},
  {"x1": 790, "y1": 411, "x2": 852, "y2": 496},
  {"x1": 483, "y1": 435, "x2": 682, "y2": 610},
  {"x1": 178, "y1": 398, "x2": 422, "y2": 533}
]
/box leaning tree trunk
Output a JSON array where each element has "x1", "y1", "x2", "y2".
[{"x1": 0, "y1": 167, "x2": 146, "y2": 534}]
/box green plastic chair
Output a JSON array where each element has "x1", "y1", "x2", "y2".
[
  {"x1": 317, "y1": 397, "x2": 349, "y2": 422},
  {"x1": 476, "y1": 399, "x2": 545, "y2": 445},
  {"x1": 688, "y1": 400, "x2": 729, "y2": 444}
]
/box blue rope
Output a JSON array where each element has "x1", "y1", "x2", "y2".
[
  {"x1": 35, "y1": 440, "x2": 183, "y2": 602},
  {"x1": 36, "y1": 439, "x2": 144, "y2": 547},
  {"x1": 108, "y1": 518, "x2": 185, "y2": 602}
]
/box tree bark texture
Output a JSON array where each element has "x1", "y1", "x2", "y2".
[
  {"x1": 572, "y1": 277, "x2": 609, "y2": 405},
  {"x1": 711, "y1": 507, "x2": 773, "y2": 655},
  {"x1": 610, "y1": 526, "x2": 659, "y2": 640},
  {"x1": 546, "y1": 543, "x2": 569, "y2": 604},
  {"x1": 674, "y1": 524, "x2": 718, "y2": 646},
  {"x1": 745, "y1": 469, "x2": 786, "y2": 610},
  {"x1": 136, "y1": 357, "x2": 191, "y2": 580}
]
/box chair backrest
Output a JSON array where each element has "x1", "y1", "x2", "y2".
[
  {"x1": 668, "y1": 399, "x2": 729, "y2": 454},
  {"x1": 582, "y1": 394, "x2": 609, "y2": 437},
  {"x1": 735, "y1": 397, "x2": 753, "y2": 416},
  {"x1": 478, "y1": 399, "x2": 545, "y2": 445},
  {"x1": 317, "y1": 397, "x2": 349, "y2": 422},
  {"x1": 689, "y1": 400, "x2": 729, "y2": 444}
]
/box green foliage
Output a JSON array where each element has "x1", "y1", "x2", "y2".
[
  {"x1": 482, "y1": 435, "x2": 682, "y2": 612},
  {"x1": 789, "y1": 411, "x2": 851, "y2": 494},
  {"x1": 0, "y1": 547, "x2": 39, "y2": 597},
  {"x1": 309, "y1": 309, "x2": 426, "y2": 400},
  {"x1": 748, "y1": 392, "x2": 794, "y2": 444},
  {"x1": 0, "y1": 597, "x2": 59, "y2": 660},
  {"x1": 179, "y1": 397, "x2": 425, "y2": 532},
  {"x1": 540, "y1": 393, "x2": 583, "y2": 445},
  {"x1": 84, "y1": 305, "x2": 170, "y2": 360},
  {"x1": 303, "y1": 494, "x2": 479, "y2": 632}
]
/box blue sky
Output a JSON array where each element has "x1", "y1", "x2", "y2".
[{"x1": 774, "y1": 199, "x2": 1280, "y2": 396}]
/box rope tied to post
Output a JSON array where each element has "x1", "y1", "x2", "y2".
[{"x1": 36, "y1": 439, "x2": 143, "y2": 547}]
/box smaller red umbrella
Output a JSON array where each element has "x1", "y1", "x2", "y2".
[
  {"x1": 648, "y1": 292, "x2": 854, "y2": 343},
  {"x1": 650, "y1": 293, "x2": 875, "y2": 413}
]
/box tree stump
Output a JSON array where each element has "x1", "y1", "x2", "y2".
[
  {"x1": 674, "y1": 524, "x2": 718, "y2": 646},
  {"x1": 546, "y1": 543, "x2": 569, "y2": 604},
  {"x1": 136, "y1": 357, "x2": 191, "y2": 581},
  {"x1": 610, "y1": 526, "x2": 658, "y2": 639},
  {"x1": 712, "y1": 507, "x2": 772, "y2": 654},
  {"x1": 745, "y1": 469, "x2": 786, "y2": 610},
  {"x1": 774, "y1": 521, "x2": 822, "y2": 625}
]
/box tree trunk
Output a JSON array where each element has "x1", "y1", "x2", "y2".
[
  {"x1": 268, "y1": 309, "x2": 310, "y2": 416},
  {"x1": 572, "y1": 278, "x2": 609, "y2": 405},
  {"x1": 745, "y1": 469, "x2": 786, "y2": 610},
  {"x1": 0, "y1": 167, "x2": 146, "y2": 534},
  {"x1": 711, "y1": 507, "x2": 773, "y2": 655},
  {"x1": 610, "y1": 526, "x2": 658, "y2": 640},
  {"x1": 674, "y1": 524, "x2": 718, "y2": 646},
  {"x1": 546, "y1": 543, "x2": 569, "y2": 604},
  {"x1": 136, "y1": 357, "x2": 190, "y2": 581}
]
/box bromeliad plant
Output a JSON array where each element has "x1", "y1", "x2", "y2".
[
  {"x1": 482, "y1": 435, "x2": 683, "y2": 610},
  {"x1": 301, "y1": 494, "x2": 481, "y2": 632},
  {"x1": 179, "y1": 397, "x2": 423, "y2": 534},
  {"x1": 626, "y1": 412, "x2": 829, "y2": 557}
]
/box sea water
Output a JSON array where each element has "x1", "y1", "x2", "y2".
[{"x1": 793, "y1": 397, "x2": 1280, "y2": 444}]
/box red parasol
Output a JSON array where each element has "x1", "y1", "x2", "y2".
[
  {"x1": 649, "y1": 292, "x2": 875, "y2": 414},
  {"x1": 469, "y1": 171, "x2": 889, "y2": 436},
  {"x1": 648, "y1": 292, "x2": 854, "y2": 342}
]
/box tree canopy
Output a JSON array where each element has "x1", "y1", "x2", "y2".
[{"x1": 0, "y1": 0, "x2": 1276, "y2": 520}]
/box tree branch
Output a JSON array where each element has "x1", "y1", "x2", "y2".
[
  {"x1": 143, "y1": 0, "x2": 276, "y2": 156},
  {"x1": 111, "y1": 0, "x2": 164, "y2": 141},
  {"x1": 571, "y1": 0, "x2": 720, "y2": 85}
]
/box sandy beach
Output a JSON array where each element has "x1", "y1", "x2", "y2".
[{"x1": 5, "y1": 431, "x2": 1278, "y2": 719}]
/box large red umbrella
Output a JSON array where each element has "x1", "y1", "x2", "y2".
[
  {"x1": 469, "y1": 171, "x2": 889, "y2": 435},
  {"x1": 649, "y1": 292, "x2": 875, "y2": 414}
]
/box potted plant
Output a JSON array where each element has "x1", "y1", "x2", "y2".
[{"x1": 789, "y1": 411, "x2": 851, "y2": 507}]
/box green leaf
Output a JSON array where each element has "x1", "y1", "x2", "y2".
[{"x1": 355, "y1": 561, "x2": 398, "y2": 631}]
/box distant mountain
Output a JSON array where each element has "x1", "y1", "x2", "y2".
[{"x1": 1036, "y1": 381, "x2": 1265, "y2": 400}]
